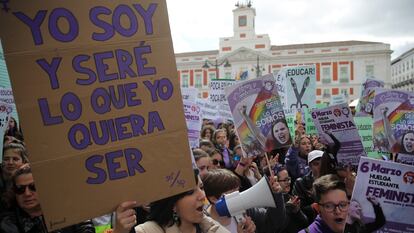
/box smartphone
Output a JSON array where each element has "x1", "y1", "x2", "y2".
[{"x1": 233, "y1": 154, "x2": 241, "y2": 161}]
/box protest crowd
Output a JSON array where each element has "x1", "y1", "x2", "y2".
[
  {"x1": 0, "y1": 2, "x2": 413, "y2": 233},
  {"x1": 0, "y1": 108, "x2": 397, "y2": 233}
]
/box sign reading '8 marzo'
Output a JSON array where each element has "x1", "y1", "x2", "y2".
[{"x1": 0, "y1": 1, "x2": 194, "y2": 230}]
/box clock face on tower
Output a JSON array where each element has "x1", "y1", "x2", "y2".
[{"x1": 239, "y1": 15, "x2": 247, "y2": 27}]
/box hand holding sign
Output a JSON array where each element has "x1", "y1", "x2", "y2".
[{"x1": 114, "y1": 201, "x2": 138, "y2": 233}]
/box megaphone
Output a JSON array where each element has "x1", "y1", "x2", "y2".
[{"x1": 215, "y1": 176, "x2": 276, "y2": 218}]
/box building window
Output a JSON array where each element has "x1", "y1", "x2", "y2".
[
  {"x1": 339, "y1": 66, "x2": 349, "y2": 83},
  {"x1": 272, "y1": 69, "x2": 280, "y2": 75},
  {"x1": 195, "y1": 73, "x2": 202, "y2": 88},
  {"x1": 341, "y1": 89, "x2": 348, "y2": 96},
  {"x1": 323, "y1": 89, "x2": 331, "y2": 98},
  {"x1": 322, "y1": 67, "x2": 331, "y2": 83},
  {"x1": 225, "y1": 72, "x2": 232, "y2": 79},
  {"x1": 239, "y1": 15, "x2": 247, "y2": 27},
  {"x1": 366, "y1": 65, "x2": 374, "y2": 77},
  {"x1": 209, "y1": 72, "x2": 216, "y2": 81},
  {"x1": 181, "y1": 74, "x2": 189, "y2": 88}
]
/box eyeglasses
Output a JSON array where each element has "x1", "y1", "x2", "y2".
[
  {"x1": 278, "y1": 177, "x2": 291, "y2": 183},
  {"x1": 318, "y1": 201, "x2": 350, "y2": 212},
  {"x1": 14, "y1": 183, "x2": 36, "y2": 195},
  {"x1": 212, "y1": 159, "x2": 225, "y2": 167}
]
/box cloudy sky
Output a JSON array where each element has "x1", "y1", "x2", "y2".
[{"x1": 166, "y1": 0, "x2": 414, "y2": 60}]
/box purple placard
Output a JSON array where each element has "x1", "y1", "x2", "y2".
[
  {"x1": 350, "y1": 157, "x2": 414, "y2": 232},
  {"x1": 357, "y1": 78, "x2": 384, "y2": 116},
  {"x1": 183, "y1": 100, "x2": 202, "y2": 149},
  {"x1": 225, "y1": 75, "x2": 291, "y2": 157},
  {"x1": 373, "y1": 89, "x2": 414, "y2": 155},
  {"x1": 311, "y1": 103, "x2": 366, "y2": 167}
]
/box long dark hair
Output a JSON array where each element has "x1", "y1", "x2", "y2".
[
  {"x1": 6, "y1": 117, "x2": 24, "y2": 141},
  {"x1": 147, "y1": 169, "x2": 200, "y2": 228}
]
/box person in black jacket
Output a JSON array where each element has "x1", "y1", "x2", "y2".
[
  {"x1": 0, "y1": 165, "x2": 95, "y2": 233},
  {"x1": 275, "y1": 166, "x2": 308, "y2": 233},
  {"x1": 292, "y1": 150, "x2": 324, "y2": 223},
  {"x1": 344, "y1": 196, "x2": 385, "y2": 233}
]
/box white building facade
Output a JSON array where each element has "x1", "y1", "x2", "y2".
[
  {"x1": 391, "y1": 48, "x2": 414, "y2": 92},
  {"x1": 175, "y1": 3, "x2": 392, "y2": 104}
]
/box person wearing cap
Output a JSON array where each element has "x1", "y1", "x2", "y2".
[
  {"x1": 307, "y1": 150, "x2": 323, "y2": 180},
  {"x1": 292, "y1": 150, "x2": 324, "y2": 223}
]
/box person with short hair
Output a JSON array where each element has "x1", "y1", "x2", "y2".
[
  {"x1": 1, "y1": 143, "x2": 29, "y2": 182},
  {"x1": 1, "y1": 143, "x2": 29, "y2": 211},
  {"x1": 202, "y1": 169, "x2": 286, "y2": 233},
  {"x1": 0, "y1": 165, "x2": 95, "y2": 233},
  {"x1": 299, "y1": 174, "x2": 349, "y2": 233}
]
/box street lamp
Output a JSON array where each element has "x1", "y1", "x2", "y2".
[
  {"x1": 251, "y1": 55, "x2": 266, "y2": 78},
  {"x1": 202, "y1": 58, "x2": 231, "y2": 79}
]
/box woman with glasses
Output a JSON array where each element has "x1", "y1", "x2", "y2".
[
  {"x1": 299, "y1": 174, "x2": 349, "y2": 233},
  {"x1": 275, "y1": 167, "x2": 308, "y2": 233},
  {"x1": 344, "y1": 196, "x2": 385, "y2": 233},
  {"x1": 207, "y1": 149, "x2": 225, "y2": 170},
  {"x1": 0, "y1": 143, "x2": 29, "y2": 213},
  {"x1": 0, "y1": 165, "x2": 95, "y2": 233}
]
